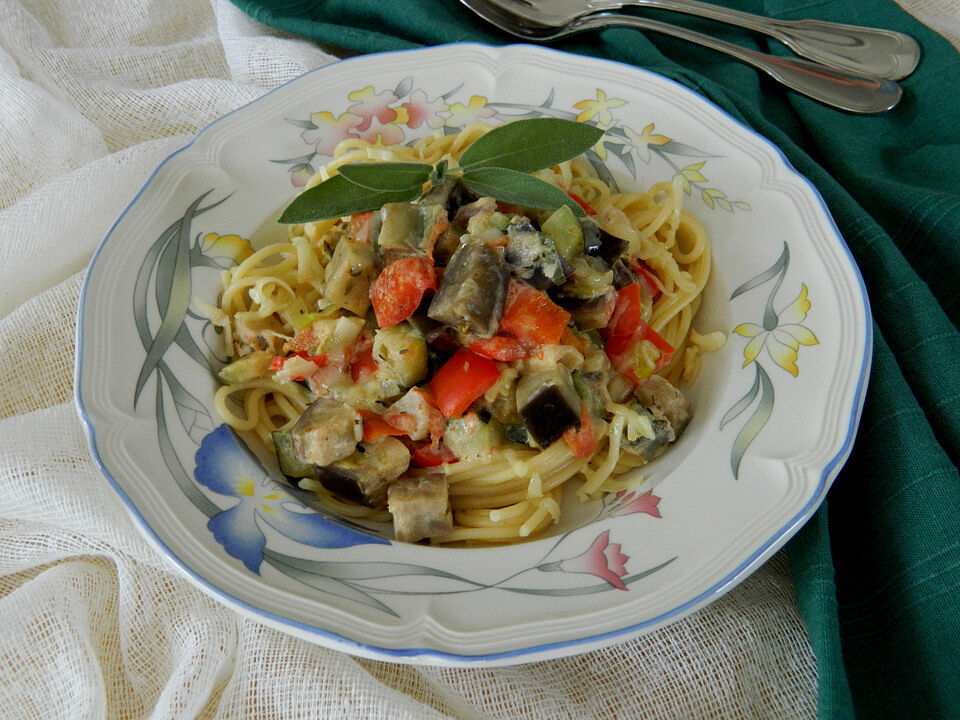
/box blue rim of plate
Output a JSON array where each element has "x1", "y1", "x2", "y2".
[{"x1": 74, "y1": 42, "x2": 872, "y2": 664}]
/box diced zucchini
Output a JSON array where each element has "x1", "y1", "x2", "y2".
[
  {"x1": 561, "y1": 256, "x2": 614, "y2": 300},
  {"x1": 373, "y1": 322, "x2": 428, "y2": 388},
  {"x1": 218, "y1": 351, "x2": 272, "y2": 384},
  {"x1": 541, "y1": 205, "x2": 584, "y2": 262},
  {"x1": 271, "y1": 429, "x2": 317, "y2": 480},
  {"x1": 572, "y1": 371, "x2": 606, "y2": 418},
  {"x1": 375, "y1": 203, "x2": 447, "y2": 263},
  {"x1": 323, "y1": 239, "x2": 379, "y2": 315},
  {"x1": 318, "y1": 436, "x2": 411, "y2": 508},
  {"x1": 442, "y1": 412, "x2": 502, "y2": 462}
]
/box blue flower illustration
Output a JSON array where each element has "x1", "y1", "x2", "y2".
[{"x1": 194, "y1": 425, "x2": 387, "y2": 573}]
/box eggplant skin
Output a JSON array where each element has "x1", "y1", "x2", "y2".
[
  {"x1": 519, "y1": 385, "x2": 581, "y2": 447},
  {"x1": 427, "y1": 240, "x2": 508, "y2": 338},
  {"x1": 582, "y1": 219, "x2": 629, "y2": 265}
]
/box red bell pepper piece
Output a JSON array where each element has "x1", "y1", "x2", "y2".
[
  {"x1": 603, "y1": 282, "x2": 645, "y2": 338},
  {"x1": 500, "y1": 280, "x2": 570, "y2": 348},
  {"x1": 469, "y1": 334, "x2": 531, "y2": 362},
  {"x1": 369, "y1": 256, "x2": 437, "y2": 328},
  {"x1": 605, "y1": 322, "x2": 675, "y2": 384},
  {"x1": 358, "y1": 409, "x2": 406, "y2": 442},
  {"x1": 410, "y1": 443, "x2": 458, "y2": 468},
  {"x1": 566, "y1": 191, "x2": 596, "y2": 215},
  {"x1": 563, "y1": 407, "x2": 598, "y2": 459},
  {"x1": 630, "y1": 260, "x2": 662, "y2": 302},
  {"x1": 429, "y1": 349, "x2": 501, "y2": 418}
]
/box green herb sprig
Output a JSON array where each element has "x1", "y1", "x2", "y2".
[{"x1": 278, "y1": 118, "x2": 604, "y2": 224}]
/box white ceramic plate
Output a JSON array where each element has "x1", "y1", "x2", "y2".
[{"x1": 75, "y1": 43, "x2": 870, "y2": 666}]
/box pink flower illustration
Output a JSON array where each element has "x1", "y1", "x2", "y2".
[
  {"x1": 558, "y1": 530, "x2": 630, "y2": 590},
  {"x1": 352, "y1": 117, "x2": 406, "y2": 146},
  {"x1": 611, "y1": 490, "x2": 662, "y2": 518},
  {"x1": 347, "y1": 85, "x2": 400, "y2": 132},
  {"x1": 290, "y1": 166, "x2": 313, "y2": 187},
  {"x1": 402, "y1": 89, "x2": 447, "y2": 129},
  {"x1": 301, "y1": 111, "x2": 363, "y2": 156}
]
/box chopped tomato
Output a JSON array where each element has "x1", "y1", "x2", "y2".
[
  {"x1": 350, "y1": 211, "x2": 377, "y2": 243},
  {"x1": 499, "y1": 280, "x2": 570, "y2": 348},
  {"x1": 284, "y1": 324, "x2": 318, "y2": 353},
  {"x1": 566, "y1": 191, "x2": 596, "y2": 215},
  {"x1": 349, "y1": 346, "x2": 379, "y2": 381},
  {"x1": 605, "y1": 322, "x2": 675, "y2": 384},
  {"x1": 429, "y1": 349, "x2": 501, "y2": 418},
  {"x1": 563, "y1": 407, "x2": 598, "y2": 459},
  {"x1": 358, "y1": 409, "x2": 406, "y2": 442},
  {"x1": 369, "y1": 256, "x2": 437, "y2": 328},
  {"x1": 469, "y1": 334, "x2": 531, "y2": 362},
  {"x1": 410, "y1": 443, "x2": 458, "y2": 468},
  {"x1": 495, "y1": 201, "x2": 523, "y2": 215},
  {"x1": 631, "y1": 260, "x2": 662, "y2": 302},
  {"x1": 603, "y1": 283, "x2": 645, "y2": 338}
]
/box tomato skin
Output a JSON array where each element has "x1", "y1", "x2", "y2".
[
  {"x1": 469, "y1": 334, "x2": 531, "y2": 362},
  {"x1": 269, "y1": 351, "x2": 327, "y2": 378},
  {"x1": 566, "y1": 191, "x2": 596, "y2": 215},
  {"x1": 358, "y1": 409, "x2": 405, "y2": 442},
  {"x1": 369, "y1": 257, "x2": 437, "y2": 328},
  {"x1": 604, "y1": 323, "x2": 675, "y2": 384},
  {"x1": 429, "y1": 350, "x2": 501, "y2": 418},
  {"x1": 563, "y1": 407, "x2": 598, "y2": 458},
  {"x1": 630, "y1": 260, "x2": 662, "y2": 302},
  {"x1": 349, "y1": 347, "x2": 378, "y2": 381},
  {"x1": 500, "y1": 280, "x2": 570, "y2": 348},
  {"x1": 410, "y1": 443, "x2": 458, "y2": 468},
  {"x1": 350, "y1": 211, "x2": 376, "y2": 243},
  {"x1": 603, "y1": 283, "x2": 644, "y2": 338}
]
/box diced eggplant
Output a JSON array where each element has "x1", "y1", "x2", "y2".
[
  {"x1": 420, "y1": 179, "x2": 476, "y2": 220},
  {"x1": 427, "y1": 240, "x2": 508, "y2": 338},
  {"x1": 290, "y1": 397, "x2": 363, "y2": 467},
  {"x1": 504, "y1": 217, "x2": 566, "y2": 288},
  {"x1": 383, "y1": 387, "x2": 441, "y2": 441},
  {"x1": 504, "y1": 424, "x2": 532, "y2": 445},
  {"x1": 516, "y1": 366, "x2": 582, "y2": 447},
  {"x1": 432, "y1": 225, "x2": 464, "y2": 266},
  {"x1": 373, "y1": 322, "x2": 428, "y2": 388},
  {"x1": 636, "y1": 375, "x2": 691, "y2": 434},
  {"x1": 555, "y1": 287, "x2": 617, "y2": 330},
  {"x1": 611, "y1": 258, "x2": 638, "y2": 289},
  {"x1": 271, "y1": 429, "x2": 317, "y2": 481},
  {"x1": 318, "y1": 436, "x2": 411, "y2": 508},
  {"x1": 582, "y1": 217, "x2": 628, "y2": 265},
  {"x1": 323, "y1": 239, "x2": 379, "y2": 315},
  {"x1": 388, "y1": 474, "x2": 453, "y2": 543},
  {"x1": 620, "y1": 407, "x2": 675, "y2": 462},
  {"x1": 375, "y1": 202, "x2": 449, "y2": 263}
]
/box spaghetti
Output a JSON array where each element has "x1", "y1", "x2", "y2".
[{"x1": 206, "y1": 121, "x2": 719, "y2": 545}]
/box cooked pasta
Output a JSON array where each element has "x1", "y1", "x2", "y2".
[{"x1": 206, "y1": 120, "x2": 717, "y2": 545}]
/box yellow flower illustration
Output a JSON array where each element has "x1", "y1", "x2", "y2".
[
  {"x1": 573, "y1": 89, "x2": 626, "y2": 125},
  {"x1": 200, "y1": 233, "x2": 253, "y2": 264},
  {"x1": 624, "y1": 123, "x2": 672, "y2": 164},
  {"x1": 734, "y1": 284, "x2": 819, "y2": 376},
  {"x1": 445, "y1": 95, "x2": 495, "y2": 127}
]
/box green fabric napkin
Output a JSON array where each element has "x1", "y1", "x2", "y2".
[{"x1": 226, "y1": 0, "x2": 960, "y2": 715}]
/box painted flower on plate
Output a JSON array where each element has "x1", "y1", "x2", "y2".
[
  {"x1": 624, "y1": 123, "x2": 672, "y2": 164},
  {"x1": 734, "y1": 283, "x2": 819, "y2": 376},
  {"x1": 352, "y1": 116, "x2": 406, "y2": 146},
  {"x1": 194, "y1": 425, "x2": 387, "y2": 573},
  {"x1": 401, "y1": 89, "x2": 446, "y2": 130},
  {"x1": 539, "y1": 530, "x2": 631, "y2": 590},
  {"x1": 302, "y1": 111, "x2": 363, "y2": 156},
  {"x1": 445, "y1": 95, "x2": 495, "y2": 127},
  {"x1": 573, "y1": 89, "x2": 626, "y2": 126},
  {"x1": 199, "y1": 233, "x2": 253, "y2": 264},
  {"x1": 346, "y1": 85, "x2": 400, "y2": 132},
  {"x1": 610, "y1": 489, "x2": 662, "y2": 518}
]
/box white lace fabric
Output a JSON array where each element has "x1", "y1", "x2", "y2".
[{"x1": 0, "y1": 1, "x2": 955, "y2": 717}]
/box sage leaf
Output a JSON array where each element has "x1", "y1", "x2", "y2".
[
  {"x1": 460, "y1": 167, "x2": 585, "y2": 216},
  {"x1": 278, "y1": 174, "x2": 420, "y2": 224},
  {"x1": 458, "y1": 118, "x2": 604, "y2": 173},
  {"x1": 337, "y1": 162, "x2": 432, "y2": 192}
]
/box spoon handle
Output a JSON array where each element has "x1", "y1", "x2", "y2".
[
  {"x1": 591, "y1": 0, "x2": 920, "y2": 80},
  {"x1": 577, "y1": 13, "x2": 902, "y2": 113}
]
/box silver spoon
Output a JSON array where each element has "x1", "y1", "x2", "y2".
[
  {"x1": 472, "y1": 0, "x2": 920, "y2": 81},
  {"x1": 460, "y1": 0, "x2": 903, "y2": 114}
]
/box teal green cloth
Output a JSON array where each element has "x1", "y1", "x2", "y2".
[{"x1": 227, "y1": 0, "x2": 960, "y2": 715}]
